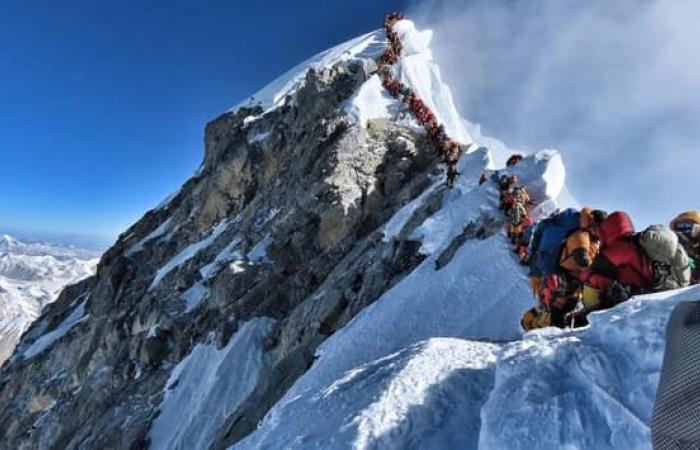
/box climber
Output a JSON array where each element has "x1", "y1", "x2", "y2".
[
  {"x1": 507, "y1": 186, "x2": 531, "y2": 245},
  {"x1": 580, "y1": 211, "x2": 654, "y2": 311},
  {"x1": 498, "y1": 176, "x2": 517, "y2": 212},
  {"x1": 635, "y1": 225, "x2": 692, "y2": 291},
  {"x1": 670, "y1": 211, "x2": 700, "y2": 284},
  {"x1": 559, "y1": 208, "x2": 607, "y2": 278},
  {"x1": 521, "y1": 306, "x2": 551, "y2": 331},
  {"x1": 528, "y1": 208, "x2": 581, "y2": 278},
  {"x1": 523, "y1": 271, "x2": 586, "y2": 331},
  {"x1": 516, "y1": 217, "x2": 536, "y2": 264},
  {"x1": 542, "y1": 273, "x2": 588, "y2": 329},
  {"x1": 506, "y1": 154, "x2": 524, "y2": 167},
  {"x1": 479, "y1": 173, "x2": 488, "y2": 186}
]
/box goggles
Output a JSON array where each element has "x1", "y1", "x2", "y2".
[{"x1": 674, "y1": 221, "x2": 696, "y2": 233}]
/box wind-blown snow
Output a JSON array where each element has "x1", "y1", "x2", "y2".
[
  {"x1": 22, "y1": 298, "x2": 89, "y2": 360},
  {"x1": 149, "y1": 318, "x2": 276, "y2": 450},
  {"x1": 149, "y1": 220, "x2": 230, "y2": 291}
]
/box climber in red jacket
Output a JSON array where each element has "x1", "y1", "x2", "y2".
[{"x1": 581, "y1": 212, "x2": 654, "y2": 309}]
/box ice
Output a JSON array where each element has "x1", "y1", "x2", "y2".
[
  {"x1": 149, "y1": 220, "x2": 230, "y2": 291},
  {"x1": 22, "y1": 298, "x2": 89, "y2": 360},
  {"x1": 149, "y1": 318, "x2": 276, "y2": 450}
]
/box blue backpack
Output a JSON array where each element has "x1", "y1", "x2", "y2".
[{"x1": 528, "y1": 208, "x2": 581, "y2": 276}]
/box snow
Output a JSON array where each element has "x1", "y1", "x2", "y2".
[
  {"x1": 199, "y1": 238, "x2": 242, "y2": 280},
  {"x1": 381, "y1": 178, "x2": 442, "y2": 242},
  {"x1": 180, "y1": 282, "x2": 210, "y2": 313},
  {"x1": 22, "y1": 298, "x2": 89, "y2": 360},
  {"x1": 233, "y1": 149, "x2": 565, "y2": 447},
  {"x1": 247, "y1": 235, "x2": 273, "y2": 263},
  {"x1": 149, "y1": 220, "x2": 230, "y2": 291},
  {"x1": 0, "y1": 235, "x2": 97, "y2": 363},
  {"x1": 343, "y1": 75, "x2": 397, "y2": 125},
  {"x1": 126, "y1": 217, "x2": 174, "y2": 256},
  {"x1": 149, "y1": 318, "x2": 276, "y2": 450},
  {"x1": 237, "y1": 339, "x2": 499, "y2": 450},
  {"x1": 391, "y1": 20, "x2": 473, "y2": 145},
  {"x1": 236, "y1": 285, "x2": 700, "y2": 450},
  {"x1": 138, "y1": 18, "x2": 688, "y2": 449},
  {"x1": 247, "y1": 131, "x2": 271, "y2": 145},
  {"x1": 232, "y1": 30, "x2": 385, "y2": 115},
  {"x1": 340, "y1": 20, "x2": 473, "y2": 148}
]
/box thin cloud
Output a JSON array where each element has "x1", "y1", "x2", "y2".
[{"x1": 408, "y1": 0, "x2": 700, "y2": 227}]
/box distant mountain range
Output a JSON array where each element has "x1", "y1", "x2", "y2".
[{"x1": 0, "y1": 234, "x2": 99, "y2": 364}]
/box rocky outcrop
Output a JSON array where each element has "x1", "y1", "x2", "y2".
[{"x1": 0, "y1": 55, "x2": 454, "y2": 449}]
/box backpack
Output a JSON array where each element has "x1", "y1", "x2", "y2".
[
  {"x1": 529, "y1": 208, "x2": 581, "y2": 276},
  {"x1": 638, "y1": 225, "x2": 691, "y2": 287}
]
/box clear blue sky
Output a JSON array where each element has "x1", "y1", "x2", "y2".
[{"x1": 0, "y1": 0, "x2": 407, "y2": 248}]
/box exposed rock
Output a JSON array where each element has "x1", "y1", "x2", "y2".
[{"x1": 0, "y1": 55, "x2": 450, "y2": 450}]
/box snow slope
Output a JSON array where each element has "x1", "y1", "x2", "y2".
[
  {"x1": 0, "y1": 235, "x2": 98, "y2": 364},
  {"x1": 236, "y1": 286, "x2": 700, "y2": 450},
  {"x1": 149, "y1": 318, "x2": 276, "y2": 450},
  {"x1": 234, "y1": 146, "x2": 571, "y2": 449}
]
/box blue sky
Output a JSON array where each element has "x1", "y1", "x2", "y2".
[
  {"x1": 0, "y1": 0, "x2": 406, "y2": 247},
  {"x1": 2, "y1": 0, "x2": 698, "y2": 249}
]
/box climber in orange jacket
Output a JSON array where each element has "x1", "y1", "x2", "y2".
[{"x1": 559, "y1": 208, "x2": 608, "y2": 278}]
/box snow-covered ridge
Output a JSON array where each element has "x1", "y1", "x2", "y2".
[
  {"x1": 343, "y1": 20, "x2": 473, "y2": 145},
  {"x1": 232, "y1": 30, "x2": 385, "y2": 115},
  {"x1": 231, "y1": 19, "x2": 472, "y2": 147}
]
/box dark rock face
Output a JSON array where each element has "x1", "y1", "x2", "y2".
[{"x1": 0, "y1": 58, "x2": 448, "y2": 450}]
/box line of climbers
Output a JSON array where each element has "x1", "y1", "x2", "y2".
[
  {"x1": 482, "y1": 157, "x2": 700, "y2": 331},
  {"x1": 378, "y1": 13, "x2": 464, "y2": 187}
]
